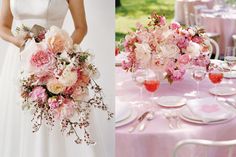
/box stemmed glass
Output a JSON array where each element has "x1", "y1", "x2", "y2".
[
  {"x1": 132, "y1": 66, "x2": 147, "y2": 107},
  {"x1": 191, "y1": 66, "x2": 207, "y2": 98},
  {"x1": 224, "y1": 47, "x2": 236, "y2": 78},
  {"x1": 144, "y1": 69, "x2": 160, "y2": 101},
  {"x1": 208, "y1": 67, "x2": 223, "y2": 98}
]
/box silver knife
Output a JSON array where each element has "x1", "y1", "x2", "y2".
[{"x1": 128, "y1": 111, "x2": 150, "y2": 133}]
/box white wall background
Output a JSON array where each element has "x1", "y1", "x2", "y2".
[{"x1": 0, "y1": 0, "x2": 115, "y2": 156}]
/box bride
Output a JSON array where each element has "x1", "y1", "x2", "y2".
[{"x1": 0, "y1": 0, "x2": 109, "y2": 157}]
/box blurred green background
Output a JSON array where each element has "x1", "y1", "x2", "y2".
[{"x1": 116, "y1": 0, "x2": 175, "y2": 42}]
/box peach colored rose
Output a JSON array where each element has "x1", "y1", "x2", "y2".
[{"x1": 45, "y1": 26, "x2": 73, "y2": 53}]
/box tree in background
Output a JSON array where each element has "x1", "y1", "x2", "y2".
[{"x1": 116, "y1": 0, "x2": 121, "y2": 8}]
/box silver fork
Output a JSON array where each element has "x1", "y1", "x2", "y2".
[{"x1": 164, "y1": 113, "x2": 174, "y2": 129}]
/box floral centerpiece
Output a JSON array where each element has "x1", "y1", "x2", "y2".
[
  {"x1": 17, "y1": 25, "x2": 113, "y2": 145},
  {"x1": 120, "y1": 12, "x2": 211, "y2": 84}
]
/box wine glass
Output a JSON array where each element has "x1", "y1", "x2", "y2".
[
  {"x1": 191, "y1": 67, "x2": 207, "y2": 98},
  {"x1": 132, "y1": 68, "x2": 146, "y2": 100},
  {"x1": 208, "y1": 67, "x2": 223, "y2": 98},
  {"x1": 144, "y1": 69, "x2": 160, "y2": 101},
  {"x1": 224, "y1": 47, "x2": 236, "y2": 78}
]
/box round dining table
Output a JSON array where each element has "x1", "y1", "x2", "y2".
[
  {"x1": 174, "y1": 0, "x2": 214, "y2": 24},
  {"x1": 200, "y1": 12, "x2": 236, "y2": 55},
  {"x1": 115, "y1": 67, "x2": 236, "y2": 157}
]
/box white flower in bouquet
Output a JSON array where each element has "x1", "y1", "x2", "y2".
[
  {"x1": 159, "y1": 44, "x2": 180, "y2": 59},
  {"x1": 73, "y1": 44, "x2": 82, "y2": 52},
  {"x1": 45, "y1": 26, "x2": 73, "y2": 53},
  {"x1": 135, "y1": 43, "x2": 152, "y2": 64},
  {"x1": 58, "y1": 65, "x2": 78, "y2": 87},
  {"x1": 60, "y1": 51, "x2": 71, "y2": 62},
  {"x1": 47, "y1": 79, "x2": 65, "y2": 94},
  {"x1": 186, "y1": 41, "x2": 201, "y2": 58}
]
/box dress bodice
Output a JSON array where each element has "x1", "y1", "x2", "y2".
[{"x1": 10, "y1": 0, "x2": 69, "y2": 29}]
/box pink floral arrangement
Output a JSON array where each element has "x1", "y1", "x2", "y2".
[
  {"x1": 18, "y1": 25, "x2": 113, "y2": 145},
  {"x1": 121, "y1": 12, "x2": 211, "y2": 83}
]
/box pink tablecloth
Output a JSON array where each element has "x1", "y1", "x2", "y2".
[
  {"x1": 200, "y1": 13, "x2": 236, "y2": 55},
  {"x1": 116, "y1": 67, "x2": 236, "y2": 157},
  {"x1": 174, "y1": 0, "x2": 214, "y2": 24}
]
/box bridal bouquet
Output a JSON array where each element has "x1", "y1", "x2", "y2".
[
  {"x1": 17, "y1": 25, "x2": 113, "y2": 145},
  {"x1": 120, "y1": 12, "x2": 210, "y2": 83}
]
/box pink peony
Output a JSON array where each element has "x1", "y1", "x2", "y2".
[
  {"x1": 170, "y1": 22, "x2": 181, "y2": 30},
  {"x1": 30, "y1": 50, "x2": 52, "y2": 67},
  {"x1": 29, "y1": 86, "x2": 47, "y2": 103}
]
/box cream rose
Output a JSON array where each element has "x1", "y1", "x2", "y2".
[
  {"x1": 47, "y1": 79, "x2": 65, "y2": 94},
  {"x1": 59, "y1": 66, "x2": 78, "y2": 87}
]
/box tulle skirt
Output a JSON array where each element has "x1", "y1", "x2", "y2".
[{"x1": 0, "y1": 44, "x2": 106, "y2": 157}]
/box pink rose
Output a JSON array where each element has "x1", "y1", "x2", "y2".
[
  {"x1": 54, "y1": 99, "x2": 75, "y2": 119},
  {"x1": 178, "y1": 54, "x2": 190, "y2": 65},
  {"x1": 170, "y1": 22, "x2": 181, "y2": 30},
  {"x1": 48, "y1": 97, "x2": 60, "y2": 109},
  {"x1": 177, "y1": 37, "x2": 189, "y2": 49},
  {"x1": 192, "y1": 36, "x2": 204, "y2": 44},
  {"x1": 29, "y1": 86, "x2": 47, "y2": 103},
  {"x1": 30, "y1": 49, "x2": 52, "y2": 67}
]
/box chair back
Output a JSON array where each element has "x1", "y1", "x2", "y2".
[
  {"x1": 208, "y1": 38, "x2": 220, "y2": 59},
  {"x1": 173, "y1": 139, "x2": 236, "y2": 157},
  {"x1": 233, "y1": 35, "x2": 236, "y2": 48}
]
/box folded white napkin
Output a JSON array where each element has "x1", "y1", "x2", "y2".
[{"x1": 187, "y1": 97, "x2": 233, "y2": 123}]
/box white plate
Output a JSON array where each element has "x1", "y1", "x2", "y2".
[
  {"x1": 115, "y1": 110, "x2": 138, "y2": 128},
  {"x1": 179, "y1": 105, "x2": 235, "y2": 125},
  {"x1": 209, "y1": 86, "x2": 236, "y2": 96},
  {"x1": 224, "y1": 71, "x2": 236, "y2": 79},
  {"x1": 221, "y1": 63, "x2": 236, "y2": 71},
  {"x1": 116, "y1": 107, "x2": 131, "y2": 123},
  {"x1": 116, "y1": 98, "x2": 132, "y2": 123},
  {"x1": 155, "y1": 96, "x2": 187, "y2": 107}
]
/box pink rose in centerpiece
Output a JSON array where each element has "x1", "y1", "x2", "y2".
[
  {"x1": 192, "y1": 36, "x2": 204, "y2": 44},
  {"x1": 178, "y1": 54, "x2": 190, "y2": 65},
  {"x1": 170, "y1": 22, "x2": 181, "y2": 30},
  {"x1": 29, "y1": 86, "x2": 47, "y2": 103},
  {"x1": 166, "y1": 61, "x2": 186, "y2": 81}
]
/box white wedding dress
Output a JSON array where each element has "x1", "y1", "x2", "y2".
[{"x1": 0, "y1": 0, "x2": 107, "y2": 157}]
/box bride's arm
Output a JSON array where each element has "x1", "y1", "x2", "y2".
[
  {"x1": 68, "y1": 0, "x2": 88, "y2": 44},
  {"x1": 0, "y1": 0, "x2": 26, "y2": 48}
]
